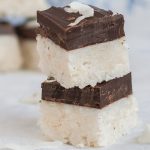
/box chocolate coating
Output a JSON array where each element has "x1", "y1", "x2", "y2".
[
  {"x1": 37, "y1": 6, "x2": 125, "y2": 50},
  {"x1": 0, "y1": 23, "x2": 15, "y2": 35},
  {"x1": 16, "y1": 26, "x2": 36, "y2": 40},
  {"x1": 42, "y1": 73, "x2": 132, "y2": 109}
]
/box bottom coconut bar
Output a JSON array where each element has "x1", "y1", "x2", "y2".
[{"x1": 39, "y1": 95, "x2": 138, "y2": 147}]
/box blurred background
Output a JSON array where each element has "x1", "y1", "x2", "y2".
[{"x1": 0, "y1": 0, "x2": 149, "y2": 149}]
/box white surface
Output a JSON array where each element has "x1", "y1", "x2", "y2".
[
  {"x1": 40, "y1": 95, "x2": 138, "y2": 147},
  {"x1": 37, "y1": 36, "x2": 130, "y2": 88},
  {"x1": 0, "y1": 48, "x2": 150, "y2": 150},
  {"x1": 64, "y1": 2, "x2": 94, "y2": 26},
  {"x1": 137, "y1": 124, "x2": 150, "y2": 144}
]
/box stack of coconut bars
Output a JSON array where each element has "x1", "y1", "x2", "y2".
[{"x1": 36, "y1": 2, "x2": 138, "y2": 147}]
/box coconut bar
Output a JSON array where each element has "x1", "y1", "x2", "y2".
[
  {"x1": 37, "y1": 2, "x2": 138, "y2": 147},
  {"x1": 37, "y1": 3, "x2": 129, "y2": 89},
  {"x1": 16, "y1": 20, "x2": 39, "y2": 70}
]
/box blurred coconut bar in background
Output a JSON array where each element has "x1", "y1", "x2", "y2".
[
  {"x1": 0, "y1": 0, "x2": 50, "y2": 71},
  {"x1": 0, "y1": 22, "x2": 22, "y2": 71},
  {"x1": 16, "y1": 20, "x2": 39, "y2": 70},
  {"x1": 0, "y1": 0, "x2": 49, "y2": 18}
]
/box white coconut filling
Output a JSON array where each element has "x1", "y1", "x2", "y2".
[
  {"x1": 64, "y1": 2, "x2": 94, "y2": 26},
  {"x1": 37, "y1": 35, "x2": 130, "y2": 89},
  {"x1": 0, "y1": 35, "x2": 22, "y2": 71},
  {"x1": 39, "y1": 95, "x2": 138, "y2": 147},
  {"x1": 20, "y1": 39, "x2": 39, "y2": 70}
]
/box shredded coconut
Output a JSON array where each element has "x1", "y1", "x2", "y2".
[{"x1": 64, "y1": 2, "x2": 94, "y2": 26}]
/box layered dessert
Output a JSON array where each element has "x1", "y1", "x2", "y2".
[
  {"x1": 0, "y1": 22, "x2": 22, "y2": 71},
  {"x1": 37, "y1": 2, "x2": 138, "y2": 147},
  {"x1": 16, "y1": 20, "x2": 39, "y2": 70}
]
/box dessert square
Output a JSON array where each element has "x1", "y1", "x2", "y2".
[
  {"x1": 37, "y1": 2, "x2": 138, "y2": 147},
  {"x1": 37, "y1": 4, "x2": 129, "y2": 88}
]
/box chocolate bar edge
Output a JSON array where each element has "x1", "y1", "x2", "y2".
[
  {"x1": 16, "y1": 26, "x2": 36, "y2": 40},
  {"x1": 0, "y1": 24, "x2": 15, "y2": 35},
  {"x1": 41, "y1": 73, "x2": 132, "y2": 109},
  {"x1": 37, "y1": 6, "x2": 125, "y2": 50}
]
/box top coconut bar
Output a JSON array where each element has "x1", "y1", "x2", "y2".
[{"x1": 37, "y1": 4, "x2": 125, "y2": 50}]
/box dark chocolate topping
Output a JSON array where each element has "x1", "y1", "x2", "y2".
[
  {"x1": 37, "y1": 5, "x2": 125, "y2": 50},
  {"x1": 42, "y1": 73, "x2": 132, "y2": 109},
  {"x1": 0, "y1": 23, "x2": 15, "y2": 35}
]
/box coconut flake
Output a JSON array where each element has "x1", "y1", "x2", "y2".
[{"x1": 64, "y1": 2, "x2": 94, "y2": 26}]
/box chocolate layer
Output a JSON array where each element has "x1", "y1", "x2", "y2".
[
  {"x1": 37, "y1": 6, "x2": 125, "y2": 50},
  {"x1": 0, "y1": 23, "x2": 15, "y2": 35},
  {"x1": 42, "y1": 73, "x2": 132, "y2": 109},
  {"x1": 16, "y1": 26, "x2": 36, "y2": 40}
]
